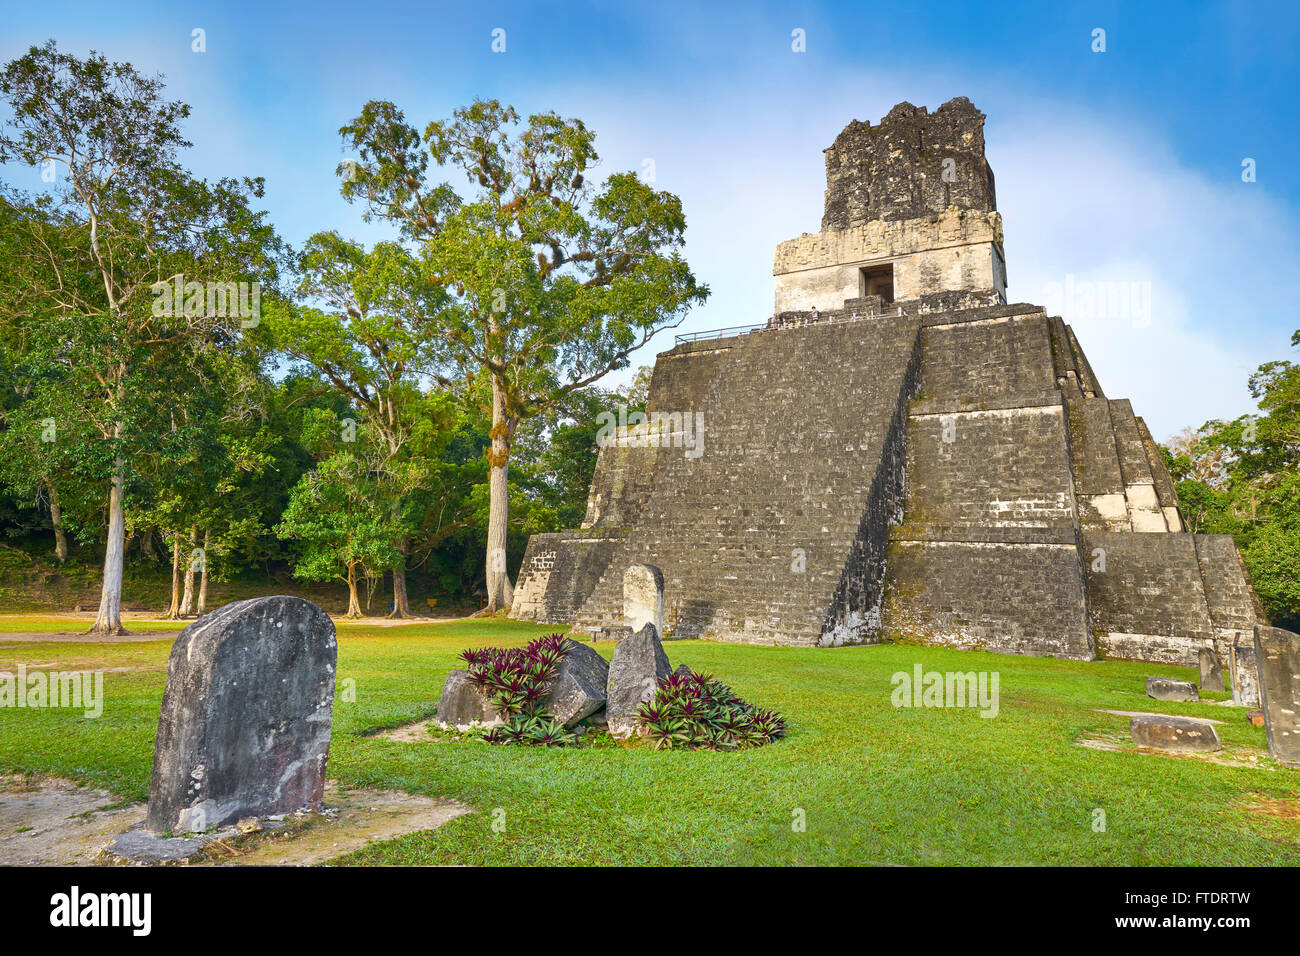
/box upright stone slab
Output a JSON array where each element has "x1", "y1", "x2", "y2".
[
  {"x1": 606, "y1": 623, "x2": 672, "y2": 740},
  {"x1": 623, "y1": 564, "x2": 665, "y2": 639},
  {"x1": 1198, "y1": 646, "x2": 1225, "y2": 692},
  {"x1": 146, "y1": 596, "x2": 336, "y2": 833},
  {"x1": 1254, "y1": 625, "x2": 1300, "y2": 768},
  {"x1": 1230, "y1": 644, "x2": 1261, "y2": 707}
]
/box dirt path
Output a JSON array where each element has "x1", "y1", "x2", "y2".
[
  {"x1": 0, "y1": 776, "x2": 143, "y2": 865},
  {"x1": 1, "y1": 775, "x2": 470, "y2": 866}
]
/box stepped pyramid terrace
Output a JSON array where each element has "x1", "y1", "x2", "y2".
[{"x1": 510, "y1": 97, "x2": 1263, "y2": 668}]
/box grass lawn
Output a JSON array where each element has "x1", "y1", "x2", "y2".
[{"x1": 1, "y1": 616, "x2": 1297, "y2": 865}]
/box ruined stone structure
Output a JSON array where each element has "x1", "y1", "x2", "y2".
[{"x1": 511, "y1": 98, "x2": 1264, "y2": 666}]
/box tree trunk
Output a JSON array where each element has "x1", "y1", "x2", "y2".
[
  {"x1": 388, "y1": 555, "x2": 411, "y2": 618},
  {"x1": 197, "y1": 529, "x2": 210, "y2": 615},
  {"x1": 179, "y1": 525, "x2": 197, "y2": 616},
  {"x1": 89, "y1": 458, "x2": 127, "y2": 635},
  {"x1": 140, "y1": 527, "x2": 161, "y2": 564},
  {"x1": 345, "y1": 560, "x2": 361, "y2": 618},
  {"x1": 167, "y1": 529, "x2": 182, "y2": 619},
  {"x1": 485, "y1": 377, "x2": 515, "y2": 612},
  {"x1": 48, "y1": 480, "x2": 68, "y2": 562}
]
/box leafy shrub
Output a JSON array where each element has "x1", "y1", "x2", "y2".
[
  {"x1": 459, "y1": 634, "x2": 576, "y2": 746},
  {"x1": 636, "y1": 670, "x2": 786, "y2": 750},
  {"x1": 461, "y1": 633, "x2": 568, "y2": 718},
  {"x1": 485, "y1": 713, "x2": 578, "y2": 747}
]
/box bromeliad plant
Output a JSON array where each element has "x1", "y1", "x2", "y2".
[
  {"x1": 636, "y1": 670, "x2": 787, "y2": 751},
  {"x1": 460, "y1": 634, "x2": 577, "y2": 746},
  {"x1": 485, "y1": 713, "x2": 578, "y2": 747}
]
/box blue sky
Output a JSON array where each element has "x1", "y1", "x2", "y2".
[{"x1": 2, "y1": 0, "x2": 1298, "y2": 437}]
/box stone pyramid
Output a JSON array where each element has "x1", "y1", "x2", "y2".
[{"x1": 511, "y1": 98, "x2": 1262, "y2": 668}]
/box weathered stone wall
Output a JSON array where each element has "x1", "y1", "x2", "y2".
[
  {"x1": 511, "y1": 532, "x2": 622, "y2": 624},
  {"x1": 516, "y1": 311, "x2": 923, "y2": 646},
  {"x1": 822, "y1": 97, "x2": 995, "y2": 229},
  {"x1": 880, "y1": 303, "x2": 1093, "y2": 658},
  {"x1": 917, "y1": 309, "x2": 1056, "y2": 406},
  {"x1": 884, "y1": 531, "x2": 1094, "y2": 659},
  {"x1": 773, "y1": 208, "x2": 1005, "y2": 313},
  {"x1": 1083, "y1": 531, "x2": 1213, "y2": 664}
]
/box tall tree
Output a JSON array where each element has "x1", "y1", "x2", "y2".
[
  {"x1": 0, "y1": 41, "x2": 283, "y2": 632},
  {"x1": 266, "y1": 232, "x2": 451, "y2": 616},
  {"x1": 338, "y1": 99, "x2": 707, "y2": 610},
  {"x1": 275, "y1": 409, "x2": 401, "y2": 617}
]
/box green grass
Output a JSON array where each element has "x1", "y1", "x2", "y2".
[{"x1": 1, "y1": 617, "x2": 1297, "y2": 865}]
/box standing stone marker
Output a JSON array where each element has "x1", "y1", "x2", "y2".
[
  {"x1": 623, "y1": 563, "x2": 665, "y2": 640},
  {"x1": 1230, "y1": 643, "x2": 1261, "y2": 707},
  {"x1": 1254, "y1": 624, "x2": 1300, "y2": 768},
  {"x1": 1198, "y1": 646, "x2": 1225, "y2": 692},
  {"x1": 606, "y1": 623, "x2": 672, "y2": 739},
  {"x1": 146, "y1": 596, "x2": 337, "y2": 834}
]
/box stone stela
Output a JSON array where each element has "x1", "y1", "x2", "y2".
[
  {"x1": 1254, "y1": 625, "x2": 1300, "y2": 767},
  {"x1": 145, "y1": 595, "x2": 337, "y2": 834},
  {"x1": 623, "y1": 563, "x2": 665, "y2": 639}
]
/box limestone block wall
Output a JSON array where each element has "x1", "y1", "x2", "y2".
[
  {"x1": 1050, "y1": 319, "x2": 1182, "y2": 533},
  {"x1": 772, "y1": 209, "x2": 1005, "y2": 314},
  {"x1": 822, "y1": 97, "x2": 996, "y2": 229},
  {"x1": 514, "y1": 311, "x2": 924, "y2": 645},
  {"x1": 1082, "y1": 532, "x2": 1215, "y2": 664},
  {"x1": 511, "y1": 532, "x2": 622, "y2": 624},
  {"x1": 886, "y1": 528, "x2": 1094, "y2": 659},
  {"x1": 881, "y1": 303, "x2": 1094, "y2": 659}
]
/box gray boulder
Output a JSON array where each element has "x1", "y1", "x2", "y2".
[
  {"x1": 606, "y1": 623, "x2": 672, "y2": 739},
  {"x1": 542, "y1": 640, "x2": 609, "y2": 727},
  {"x1": 1145, "y1": 676, "x2": 1199, "y2": 702},
  {"x1": 436, "y1": 669, "x2": 506, "y2": 731},
  {"x1": 146, "y1": 596, "x2": 336, "y2": 834},
  {"x1": 1130, "y1": 715, "x2": 1222, "y2": 753}
]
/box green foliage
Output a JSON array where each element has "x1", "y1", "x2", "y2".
[
  {"x1": 274, "y1": 429, "x2": 401, "y2": 584},
  {"x1": 1164, "y1": 340, "x2": 1300, "y2": 629},
  {"x1": 457, "y1": 634, "x2": 579, "y2": 746},
  {"x1": 339, "y1": 97, "x2": 708, "y2": 608},
  {"x1": 637, "y1": 670, "x2": 787, "y2": 751},
  {"x1": 485, "y1": 714, "x2": 578, "y2": 747}
]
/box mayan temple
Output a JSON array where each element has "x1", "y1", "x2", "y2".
[{"x1": 511, "y1": 97, "x2": 1263, "y2": 668}]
